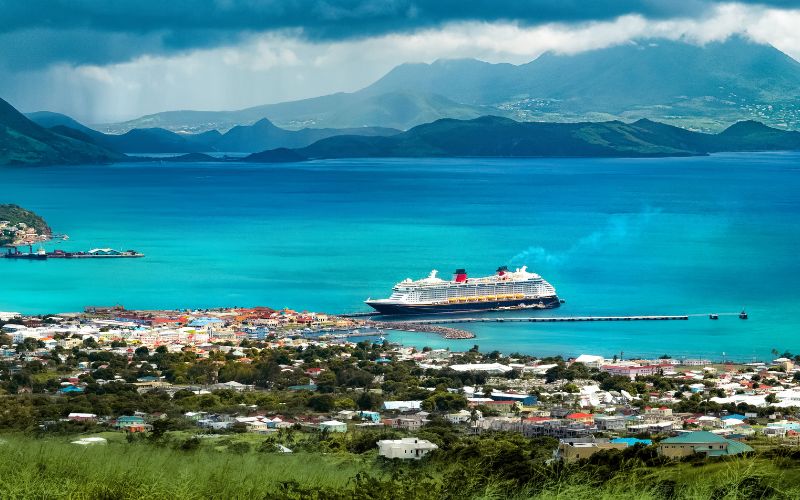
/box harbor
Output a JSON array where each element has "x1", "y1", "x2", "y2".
[{"x1": 4, "y1": 246, "x2": 144, "y2": 260}]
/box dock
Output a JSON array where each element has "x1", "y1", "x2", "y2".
[{"x1": 389, "y1": 314, "x2": 689, "y2": 325}]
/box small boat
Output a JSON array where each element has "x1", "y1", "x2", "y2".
[
  {"x1": 739, "y1": 310, "x2": 748, "y2": 320},
  {"x1": 709, "y1": 314, "x2": 719, "y2": 320}
]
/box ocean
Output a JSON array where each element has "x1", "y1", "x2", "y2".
[{"x1": 2, "y1": 153, "x2": 799, "y2": 360}]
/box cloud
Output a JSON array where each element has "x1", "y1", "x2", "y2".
[
  {"x1": 1, "y1": 0, "x2": 799, "y2": 69},
  {"x1": 5, "y1": 3, "x2": 800, "y2": 122}
]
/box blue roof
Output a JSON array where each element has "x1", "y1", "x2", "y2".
[
  {"x1": 188, "y1": 317, "x2": 224, "y2": 327},
  {"x1": 721, "y1": 414, "x2": 747, "y2": 420},
  {"x1": 59, "y1": 386, "x2": 84, "y2": 393},
  {"x1": 611, "y1": 437, "x2": 652, "y2": 446},
  {"x1": 117, "y1": 415, "x2": 145, "y2": 422}
]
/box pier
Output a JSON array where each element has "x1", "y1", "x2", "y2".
[
  {"x1": 389, "y1": 314, "x2": 690, "y2": 325},
  {"x1": 343, "y1": 312, "x2": 746, "y2": 340}
]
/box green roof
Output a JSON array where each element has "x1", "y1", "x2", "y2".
[
  {"x1": 723, "y1": 440, "x2": 754, "y2": 455},
  {"x1": 661, "y1": 431, "x2": 753, "y2": 456},
  {"x1": 661, "y1": 431, "x2": 728, "y2": 444}
]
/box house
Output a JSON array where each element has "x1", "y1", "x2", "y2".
[
  {"x1": 382, "y1": 400, "x2": 422, "y2": 412},
  {"x1": 490, "y1": 391, "x2": 537, "y2": 406},
  {"x1": 377, "y1": 438, "x2": 438, "y2": 460},
  {"x1": 305, "y1": 367, "x2": 325, "y2": 378},
  {"x1": 115, "y1": 415, "x2": 148, "y2": 431},
  {"x1": 566, "y1": 412, "x2": 594, "y2": 425},
  {"x1": 555, "y1": 438, "x2": 628, "y2": 462},
  {"x1": 390, "y1": 414, "x2": 429, "y2": 431},
  {"x1": 449, "y1": 363, "x2": 512, "y2": 374},
  {"x1": 357, "y1": 411, "x2": 381, "y2": 423},
  {"x1": 611, "y1": 437, "x2": 652, "y2": 447},
  {"x1": 573, "y1": 354, "x2": 605, "y2": 369},
  {"x1": 59, "y1": 385, "x2": 84, "y2": 394},
  {"x1": 446, "y1": 409, "x2": 476, "y2": 424},
  {"x1": 594, "y1": 415, "x2": 627, "y2": 431},
  {"x1": 479, "y1": 400, "x2": 520, "y2": 417},
  {"x1": 319, "y1": 420, "x2": 347, "y2": 433},
  {"x1": 67, "y1": 412, "x2": 97, "y2": 422},
  {"x1": 658, "y1": 431, "x2": 754, "y2": 458}
]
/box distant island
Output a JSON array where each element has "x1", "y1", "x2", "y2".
[
  {"x1": 0, "y1": 204, "x2": 51, "y2": 246},
  {"x1": 3, "y1": 96, "x2": 800, "y2": 166}
]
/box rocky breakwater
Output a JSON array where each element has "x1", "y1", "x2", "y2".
[{"x1": 368, "y1": 321, "x2": 475, "y2": 339}]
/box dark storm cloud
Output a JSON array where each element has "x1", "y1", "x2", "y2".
[{"x1": 0, "y1": 0, "x2": 797, "y2": 69}]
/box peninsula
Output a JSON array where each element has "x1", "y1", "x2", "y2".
[{"x1": 0, "y1": 204, "x2": 51, "y2": 246}]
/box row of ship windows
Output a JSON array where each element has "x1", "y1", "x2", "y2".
[{"x1": 413, "y1": 286, "x2": 550, "y2": 299}]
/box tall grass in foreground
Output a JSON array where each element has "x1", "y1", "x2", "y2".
[
  {"x1": 3, "y1": 436, "x2": 800, "y2": 499},
  {"x1": 0, "y1": 436, "x2": 365, "y2": 499}
]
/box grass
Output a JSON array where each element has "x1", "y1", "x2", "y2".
[
  {"x1": 0, "y1": 434, "x2": 370, "y2": 499},
  {"x1": 3, "y1": 433, "x2": 800, "y2": 499}
]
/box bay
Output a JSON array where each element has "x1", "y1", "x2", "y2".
[{"x1": 2, "y1": 153, "x2": 799, "y2": 360}]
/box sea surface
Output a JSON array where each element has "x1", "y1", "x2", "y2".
[{"x1": 2, "y1": 154, "x2": 799, "y2": 360}]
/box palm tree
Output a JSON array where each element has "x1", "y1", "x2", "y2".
[{"x1": 469, "y1": 409, "x2": 480, "y2": 434}]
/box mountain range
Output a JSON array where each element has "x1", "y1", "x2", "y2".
[
  {"x1": 287, "y1": 116, "x2": 800, "y2": 159},
  {"x1": 98, "y1": 36, "x2": 800, "y2": 134},
  {"x1": 27, "y1": 111, "x2": 399, "y2": 153},
  {"x1": 4, "y1": 96, "x2": 800, "y2": 166}
]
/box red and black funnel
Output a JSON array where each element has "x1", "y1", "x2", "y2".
[
  {"x1": 453, "y1": 268, "x2": 468, "y2": 282},
  {"x1": 496, "y1": 266, "x2": 508, "y2": 276}
]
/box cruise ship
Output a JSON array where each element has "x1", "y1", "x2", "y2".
[{"x1": 365, "y1": 266, "x2": 560, "y2": 315}]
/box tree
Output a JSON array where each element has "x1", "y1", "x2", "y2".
[
  {"x1": 422, "y1": 392, "x2": 467, "y2": 412},
  {"x1": 308, "y1": 394, "x2": 335, "y2": 412},
  {"x1": 316, "y1": 371, "x2": 336, "y2": 393},
  {"x1": 766, "y1": 393, "x2": 778, "y2": 404}
]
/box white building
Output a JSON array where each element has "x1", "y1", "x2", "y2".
[
  {"x1": 573, "y1": 354, "x2": 605, "y2": 369},
  {"x1": 377, "y1": 438, "x2": 438, "y2": 460},
  {"x1": 449, "y1": 363, "x2": 512, "y2": 374},
  {"x1": 319, "y1": 420, "x2": 347, "y2": 433}
]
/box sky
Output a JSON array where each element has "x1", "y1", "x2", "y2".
[{"x1": 3, "y1": 1, "x2": 800, "y2": 123}]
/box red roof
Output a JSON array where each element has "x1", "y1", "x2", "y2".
[
  {"x1": 524, "y1": 416, "x2": 553, "y2": 423},
  {"x1": 566, "y1": 412, "x2": 593, "y2": 419}
]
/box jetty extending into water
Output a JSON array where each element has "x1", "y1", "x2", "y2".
[
  {"x1": 365, "y1": 321, "x2": 476, "y2": 339},
  {"x1": 345, "y1": 312, "x2": 747, "y2": 340},
  {"x1": 390, "y1": 314, "x2": 690, "y2": 325}
]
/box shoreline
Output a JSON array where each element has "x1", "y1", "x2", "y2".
[{"x1": 0, "y1": 305, "x2": 778, "y2": 363}]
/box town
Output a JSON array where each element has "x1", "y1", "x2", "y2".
[{"x1": 3, "y1": 304, "x2": 800, "y2": 483}]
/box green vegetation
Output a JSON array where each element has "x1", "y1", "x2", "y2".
[
  {"x1": 0, "y1": 204, "x2": 51, "y2": 245},
  {"x1": 0, "y1": 97, "x2": 124, "y2": 166},
  {"x1": 294, "y1": 115, "x2": 800, "y2": 160},
  {"x1": 3, "y1": 431, "x2": 800, "y2": 499}
]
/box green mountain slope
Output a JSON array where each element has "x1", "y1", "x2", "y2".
[
  {"x1": 364, "y1": 37, "x2": 800, "y2": 131},
  {"x1": 292, "y1": 116, "x2": 800, "y2": 159},
  {"x1": 0, "y1": 99, "x2": 124, "y2": 166},
  {"x1": 213, "y1": 118, "x2": 398, "y2": 152},
  {"x1": 101, "y1": 91, "x2": 500, "y2": 133},
  {"x1": 99, "y1": 37, "x2": 800, "y2": 133}
]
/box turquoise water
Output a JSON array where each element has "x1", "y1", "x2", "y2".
[{"x1": 2, "y1": 154, "x2": 799, "y2": 360}]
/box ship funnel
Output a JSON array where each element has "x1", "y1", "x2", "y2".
[
  {"x1": 496, "y1": 266, "x2": 508, "y2": 276},
  {"x1": 453, "y1": 268, "x2": 468, "y2": 282}
]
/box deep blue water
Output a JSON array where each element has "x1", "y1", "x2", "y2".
[{"x1": 2, "y1": 154, "x2": 799, "y2": 360}]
